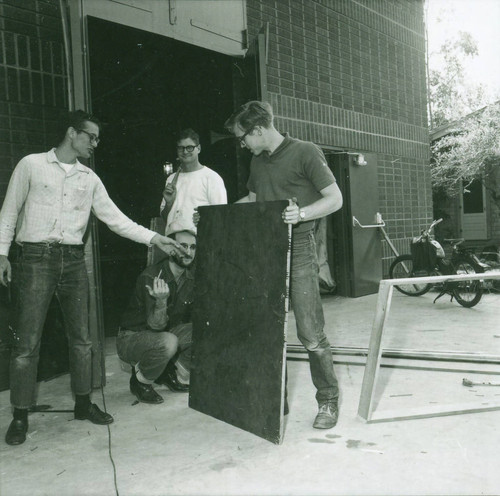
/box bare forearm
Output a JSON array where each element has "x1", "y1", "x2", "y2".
[
  {"x1": 147, "y1": 300, "x2": 169, "y2": 330},
  {"x1": 236, "y1": 191, "x2": 256, "y2": 203},
  {"x1": 300, "y1": 196, "x2": 342, "y2": 221},
  {"x1": 160, "y1": 203, "x2": 170, "y2": 222},
  {"x1": 299, "y1": 183, "x2": 343, "y2": 221}
]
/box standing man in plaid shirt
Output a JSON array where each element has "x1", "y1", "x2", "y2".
[{"x1": 0, "y1": 110, "x2": 185, "y2": 446}]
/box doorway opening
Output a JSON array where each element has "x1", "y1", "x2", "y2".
[
  {"x1": 460, "y1": 179, "x2": 487, "y2": 240},
  {"x1": 88, "y1": 17, "x2": 242, "y2": 335}
]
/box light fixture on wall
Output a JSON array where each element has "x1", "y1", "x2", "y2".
[
  {"x1": 356, "y1": 153, "x2": 367, "y2": 166},
  {"x1": 325, "y1": 150, "x2": 368, "y2": 166},
  {"x1": 347, "y1": 152, "x2": 367, "y2": 166}
]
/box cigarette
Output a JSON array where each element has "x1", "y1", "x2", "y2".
[{"x1": 157, "y1": 269, "x2": 163, "y2": 279}]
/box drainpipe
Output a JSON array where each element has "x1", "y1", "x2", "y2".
[{"x1": 59, "y1": 0, "x2": 74, "y2": 110}]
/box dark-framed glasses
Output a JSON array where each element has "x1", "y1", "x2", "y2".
[
  {"x1": 77, "y1": 129, "x2": 100, "y2": 144},
  {"x1": 177, "y1": 145, "x2": 198, "y2": 153},
  {"x1": 180, "y1": 242, "x2": 197, "y2": 252},
  {"x1": 237, "y1": 127, "x2": 254, "y2": 145}
]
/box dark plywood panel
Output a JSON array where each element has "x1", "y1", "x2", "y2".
[{"x1": 189, "y1": 201, "x2": 290, "y2": 444}]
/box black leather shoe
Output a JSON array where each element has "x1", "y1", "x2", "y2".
[
  {"x1": 155, "y1": 363, "x2": 189, "y2": 392},
  {"x1": 74, "y1": 403, "x2": 114, "y2": 425},
  {"x1": 5, "y1": 418, "x2": 28, "y2": 445},
  {"x1": 130, "y1": 371, "x2": 163, "y2": 404}
]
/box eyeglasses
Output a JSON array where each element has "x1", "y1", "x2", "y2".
[
  {"x1": 77, "y1": 129, "x2": 100, "y2": 144},
  {"x1": 236, "y1": 127, "x2": 254, "y2": 146},
  {"x1": 180, "y1": 243, "x2": 196, "y2": 252},
  {"x1": 177, "y1": 145, "x2": 198, "y2": 153}
]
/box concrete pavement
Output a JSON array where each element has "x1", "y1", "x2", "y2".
[{"x1": 1, "y1": 291, "x2": 499, "y2": 496}]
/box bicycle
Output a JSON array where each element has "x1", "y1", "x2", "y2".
[{"x1": 389, "y1": 219, "x2": 488, "y2": 308}]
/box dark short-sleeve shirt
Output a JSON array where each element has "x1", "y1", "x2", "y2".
[
  {"x1": 246, "y1": 134, "x2": 336, "y2": 232},
  {"x1": 120, "y1": 258, "x2": 195, "y2": 332}
]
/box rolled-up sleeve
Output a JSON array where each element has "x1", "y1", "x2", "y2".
[
  {"x1": 0, "y1": 159, "x2": 30, "y2": 256},
  {"x1": 208, "y1": 175, "x2": 227, "y2": 205},
  {"x1": 90, "y1": 174, "x2": 156, "y2": 246}
]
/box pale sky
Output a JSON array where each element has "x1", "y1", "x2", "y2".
[{"x1": 426, "y1": 0, "x2": 500, "y2": 103}]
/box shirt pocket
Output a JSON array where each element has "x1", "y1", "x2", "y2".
[
  {"x1": 32, "y1": 179, "x2": 58, "y2": 206},
  {"x1": 66, "y1": 178, "x2": 90, "y2": 210}
]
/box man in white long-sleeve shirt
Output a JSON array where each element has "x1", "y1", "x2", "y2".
[
  {"x1": 0, "y1": 110, "x2": 185, "y2": 446},
  {"x1": 160, "y1": 128, "x2": 227, "y2": 232}
]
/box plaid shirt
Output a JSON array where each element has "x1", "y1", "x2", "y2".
[{"x1": 0, "y1": 149, "x2": 155, "y2": 255}]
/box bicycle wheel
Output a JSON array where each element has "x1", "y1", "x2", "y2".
[
  {"x1": 389, "y1": 254, "x2": 432, "y2": 296},
  {"x1": 452, "y1": 262, "x2": 483, "y2": 308}
]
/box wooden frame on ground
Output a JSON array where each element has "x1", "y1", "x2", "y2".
[{"x1": 358, "y1": 272, "x2": 500, "y2": 423}]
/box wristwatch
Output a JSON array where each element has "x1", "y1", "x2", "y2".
[{"x1": 299, "y1": 209, "x2": 306, "y2": 221}]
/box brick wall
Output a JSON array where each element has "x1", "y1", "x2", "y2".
[
  {"x1": 1, "y1": 0, "x2": 432, "y2": 272},
  {"x1": 247, "y1": 0, "x2": 432, "y2": 270},
  {"x1": 0, "y1": 0, "x2": 68, "y2": 199}
]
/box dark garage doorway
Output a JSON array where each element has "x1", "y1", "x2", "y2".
[{"x1": 87, "y1": 17, "x2": 240, "y2": 335}]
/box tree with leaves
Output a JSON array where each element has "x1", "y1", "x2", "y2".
[
  {"x1": 428, "y1": 31, "x2": 488, "y2": 128},
  {"x1": 431, "y1": 101, "x2": 500, "y2": 210}
]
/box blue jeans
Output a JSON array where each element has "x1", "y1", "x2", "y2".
[
  {"x1": 116, "y1": 323, "x2": 192, "y2": 381},
  {"x1": 291, "y1": 229, "x2": 339, "y2": 404},
  {"x1": 10, "y1": 243, "x2": 91, "y2": 408}
]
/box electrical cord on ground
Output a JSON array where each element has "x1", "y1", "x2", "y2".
[
  {"x1": 100, "y1": 385, "x2": 120, "y2": 496},
  {"x1": 30, "y1": 387, "x2": 120, "y2": 495}
]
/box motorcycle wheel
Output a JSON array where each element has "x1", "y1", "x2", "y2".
[
  {"x1": 452, "y1": 261, "x2": 483, "y2": 308},
  {"x1": 389, "y1": 254, "x2": 432, "y2": 296}
]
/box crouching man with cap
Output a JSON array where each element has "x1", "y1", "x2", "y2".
[{"x1": 117, "y1": 219, "x2": 196, "y2": 403}]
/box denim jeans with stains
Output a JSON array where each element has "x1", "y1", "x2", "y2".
[
  {"x1": 290, "y1": 229, "x2": 339, "y2": 404},
  {"x1": 116, "y1": 323, "x2": 192, "y2": 381},
  {"x1": 10, "y1": 243, "x2": 91, "y2": 408}
]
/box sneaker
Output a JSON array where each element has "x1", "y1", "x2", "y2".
[{"x1": 313, "y1": 401, "x2": 338, "y2": 429}]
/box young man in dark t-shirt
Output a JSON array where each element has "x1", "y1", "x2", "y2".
[{"x1": 225, "y1": 101, "x2": 343, "y2": 429}]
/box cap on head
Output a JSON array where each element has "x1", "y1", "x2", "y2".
[{"x1": 166, "y1": 217, "x2": 197, "y2": 238}]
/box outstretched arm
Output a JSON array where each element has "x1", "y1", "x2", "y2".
[{"x1": 151, "y1": 234, "x2": 187, "y2": 257}]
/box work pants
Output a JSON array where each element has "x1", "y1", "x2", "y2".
[
  {"x1": 10, "y1": 243, "x2": 91, "y2": 408},
  {"x1": 116, "y1": 323, "x2": 192, "y2": 381},
  {"x1": 290, "y1": 229, "x2": 339, "y2": 404}
]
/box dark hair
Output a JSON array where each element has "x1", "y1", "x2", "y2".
[
  {"x1": 59, "y1": 110, "x2": 101, "y2": 143},
  {"x1": 224, "y1": 101, "x2": 273, "y2": 133},
  {"x1": 177, "y1": 128, "x2": 200, "y2": 145}
]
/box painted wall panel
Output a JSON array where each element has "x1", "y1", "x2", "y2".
[{"x1": 81, "y1": 0, "x2": 247, "y2": 56}]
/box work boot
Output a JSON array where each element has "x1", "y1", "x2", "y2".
[
  {"x1": 313, "y1": 401, "x2": 338, "y2": 429},
  {"x1": 130, "y1": 369, "x2": 163, "y2": 404}
]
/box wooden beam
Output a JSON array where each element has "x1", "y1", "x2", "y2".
[
  {"x1": 367, "y1": 403, "x2": 500, "y2": 423},
  {"x1": 385, "y1": 272, "x2": 500, "y2": 286},
  {"x1": 357, "y1": 282, "x2": 393, "y2": 421},
  {"x1": 357, "y1": 271, "x2": 500, "y2": 423},
  {"x1": 286, "y1": 344, "x2": 500, "y2": 363}
]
